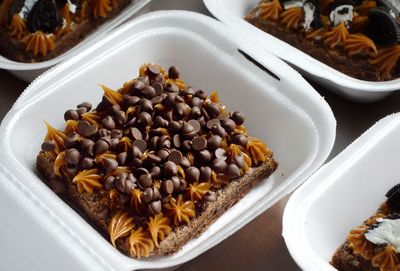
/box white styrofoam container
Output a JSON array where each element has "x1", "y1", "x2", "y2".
[
  {"x1": 204, "y1": 0, "x2": 400, "y2": 103},
  {"x1": 0, "y1": 11, "x2": 336, "y2": 271},
  {"x1": 0, "y1": 0, "x2": 151, "y2": 82},
  {"x1": 283, "y1": 113, "x2": 400, "y2": 270}
]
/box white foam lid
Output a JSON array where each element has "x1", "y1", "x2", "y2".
[
  {"x1": 204, "y1": 0, "x2": 400, "y2": 102},
  {"x1": 0, "y1": 11, "x2": 336, "y2": 270}
]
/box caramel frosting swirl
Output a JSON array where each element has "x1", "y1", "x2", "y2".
[
  {"x1": 108, "y1": 211, "x2": 135, "y2": 247},
  {"x1": 147, "y1": 213, "x2": 172, "y2": 247},
  {"x1": 54, "y1": 151, "x2": 67, "y2": 177},
  {"x1": 72, "y1": 169, "x2": 103, "y2": 193},
  {"x1": 371, "y1": 245, "x2": 400, "y2": 271},
  {"x1": 323, "y1": 21, "x2": 349, "y2": 49},
  {"x1": 128, "y1": 227, "x2": 154, "y2": 259},
  {"x1": 305, "y1": 28, "x2": 326, "y2": 42},
  {"x1": 22, "y1": 31, "x2": 55, "y2": 57},
  {"x1": 56, "y1": 4, "x2": 73, "y2": 37},
  {"x1": 246, "y1": 138, "x2": 272, "y2": 165},
  {"x1": 100, "y1": 84, "x2": 124, "y2": 105},
  {"x1": 164, "y1": 195, "x2": 195, "y2": 225},
  {"x1": 344, "y1": 33, "x2": 377, "y2": 57},
  {"x1": 45, "y1": 122, "x2": 67, "y2": 154},
  {"x1": 280, "y1": 7, "x2": 304, "y2": 30},
  {"x1": 210, "y1": 170, "x2": 229, "y2": 189},
  {"x1": 93, "y1": 0, "x2": 113, "y2": 19},
  {"x1": 9, "y1": 14, "x2": 27, "y2": 39},
  {"x1": 368, "y1": 46, "x2": 400, "y2": 75},
  {"x1": 187, "y1": 182, "x2": 211, "y2": 201},
  {"x1": 258, "y1": 0, "x2": 283, "y2": 21}
]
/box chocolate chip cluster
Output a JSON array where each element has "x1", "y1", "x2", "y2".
[{"x1": 41, "y1": 64, "x2": 261, "y2": 220}]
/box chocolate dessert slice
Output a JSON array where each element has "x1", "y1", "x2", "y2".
[{"x1": 36, "y1": 64, "x2": 278, "y2": 258}]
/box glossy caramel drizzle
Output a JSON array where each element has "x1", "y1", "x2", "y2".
[
  {"x1": 22, "y1": 31, "x2": 55, "y2": 57},
  {"x1": 258, "y1": 0, "x2": 283, "y2": 21},
  {"x1": 93, "y1": 0, "x2": 112, "y2": 19},
  {"x1": 9, "y1": 14, "x2": 27, "y2": 39},
  {"x1": 280, "y1": 7, "x2": 304, "y2": 30},
  {"x1": 344, "y1": 33, "x2": 377, "y2": 57},
  {"x1": 369, "y1": 45, "x2": 400, "y2": 75},
  {"x1": 323, "y1": 21, "x2": 349, "y2": 49}
]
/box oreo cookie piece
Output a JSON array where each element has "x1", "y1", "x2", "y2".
[
  {"x1": 366, "y1": 7, "x2": 400, "y2": 45},
  {"x1": 55, "y1": 0, "x2": 81, "y2": 13},
  {"x1": 386, "y1": 183, "x2": 400, "y2": 212},
  {"x1": 328, "y1": 0, "x2": 354, "y2": 26},
  {"x1": 279, "y1": 0, "x2": 305, "y2": 10},
  {"x1": 377, "y1": 0, "x2": 400, "y2": 18},
  {"x1": 27, "y1": 0, "x2": 63, "y2": 34},
  {"x1": 303, "y1": 0, "x2": 323, "y2": 30},
  {"x1": 7, "y1": 0, "x2": 25, "y2": 22}
]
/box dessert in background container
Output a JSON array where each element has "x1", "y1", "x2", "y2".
[
  {"x1": 204, "y1": 0, "x2": 400, "y2": 102},
  {"x1": 283, "y1": 113, "x2": 400, "y2": 270},
  {"x1": 0, "y1": 0, "x2": 151, "y2": 82},
  {"x1": 0, "y1": 11, "x2": 335, "y2": 271}
]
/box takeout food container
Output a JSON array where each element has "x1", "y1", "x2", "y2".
[
  {"x1": 283, "y1": 113, "x2": 400, "y2": 270},
  {"x1": 204, "y1": 0, "x2": 400, "y2": 103},
  {"x1": 0, "y1": 0, "x2": 152, "y2": 82},
  {"x1": 0, "y1": 11, "x2": 335, "y2": 270}
]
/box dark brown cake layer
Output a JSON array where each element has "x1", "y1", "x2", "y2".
[
  {"x1": 37, "y1": 148, "x2": 278, "y2": 256},
  {"x1": 332, "y1": 242, "x2": 379, "y2": 271},
  {"x1": 0, "y1": 0, "x2": 131, "y2": 63},
  {"x1": 245, "y1": 17, "x2": 400, "y2": 82}
]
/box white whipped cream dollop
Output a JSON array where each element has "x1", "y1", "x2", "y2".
[
  {"x1": 18, "y1": 0, "x2": 38, "y2": 19},
  {"x1": 365, "y1": 217, "x2": 400, "y2": 252},
  {"x1": 283, "y1": 0, "x2": 304, "y2": 10},
  {"x1": 302, "y1": 1, "x2": 315, "y2": 31},
  {"x1": 67, "y1": 0, "x2": 77, "y2": 13},
  {"x1": 329, "y1": 4, "x2": 353, "y2": 26}
]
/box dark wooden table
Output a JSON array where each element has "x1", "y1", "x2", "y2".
[{"x1": 2, "y1": 1, "x2": 400, "y2": 270}]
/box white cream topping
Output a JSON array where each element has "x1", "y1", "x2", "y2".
[
  {"x1": 329, "y1": 4, "x2": 353, "y2": 26},
  {"x1": 18, "y1": 0, "x2": 38, "y2": 20},
  {"x1": 283, "y1": 0, "x2": 304, "y2": 10},
  {"x1": 365, "y1": 218, "x2": 400, "y2": 252},
  {"x1": 388, "y1": 0, "x2": 400, "y2": 12},
  {"x1": 303, "y1": 1, "x2": 315, "y2": 30},
  {"x1": 67, "y1": 0, "x2": 77, "y2": 13}
]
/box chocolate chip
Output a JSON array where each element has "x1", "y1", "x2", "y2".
[
  {"x1": 132, "y1": 145, "x2": 143, "y2": 159},
  {"x1": 226, "y1": 164, "x2": 241, "y2": 179},
  {"x1": 188, "y1": 119, "x2": 201, "y2": 134},
  {"x1": 182, "y1": 86, "x2": 195, "y2": 96},
  {"x1": 152, "y1": 83, "x2": 163, "y2": 96},
  {"x1": 192, "y1": 137, "x2": 207, "y2": 151},
  {"x1": 77, "y1": 120, "x2": 98, "y2": 137},
  {"x1": 221, "y1": 119, "x2": 236, "y2": 133},
  {"x1": 41, "y1": 140, "x2": 56, "y2": 152},
  {"x1": 234, "y1": 155, "x2": 246, "y2": 169},
  {"x1": 143, "y1": 187, "x2": 161, "y2": 203},
  {"x1": 103, "y1": 158, "x2": 118, "y2": 173},
  {"x1": 163, "y1": 161, "x2": 178, "y2": 177},
  {"x1": 129, "y1": 127, "x2": 142, "y2": 140},
  {"x1": 211, "y1": 159, "x2": 228, "y2": 173},
  {"x1": 104, "y1": 176, "x2": 115, "y2": 190},
  {"x1": 138, "y1": 173, "x2": 152, "y2": 188},
  {"x1": 98, "y1": 129, "x2": 111, "y2": 138},
  {"x1": 232, "y1": 133, "x2": 248, "y2": 147},
  {"x1": 231, "y1": 111, "x2": 245, "y2": 125},
  {"x1": 182, "y1": 140, "x2": 192, "y2": 152},
  {"x1": 77, "y1": 102, "x2": 92, "y2": 111},
  {"x1": 141, "y1": 86, "x2": 156, "y2": 99},
  {"x1": 218, "y1": 110, "x2": 230, "y2": 121},
  {"x1": 169, "y1": 121, "x2": 182, "y2": 132},
  {"x1": 165, "y1": 83, "x2": 179, "y2": 93},
  {"x1": 81, "y1": 139, "x2": 94, "y2": 156},
  {"x1": 81, "y1": 157, "x2": 94, "y2": 169},
  {"x1": 196, "y1": 149, "x2": 212, "y2": 163},
  {"x1": 182, "y1": 122, "x2": 196, "y2": 138},
  {"x1": 65, "y1": 148, "x2": 80, "y2": 165},
  {"x1": 206, "y1": 119, "x2": 220, "y2": 130},
  {"x1": 132, "y1": 158, "x2": 143, "y2": 167},
  {"x1": 126, "y1": 95, "x2": 140, "y2": 106},
  {"x1": 147, "y1": 200, "x2": 162, "y2": 215},
  {"x1": 186, "y1": 167, "x2": 200, "y2": 183},
  {"x1": 175, "y1": 103, "x2": 189, "y2": 118},
  {"x1": 168, "y1": 149, "x2": 183, "y2": 164},
  {"x1": 195, "y1": 90, "x2": 207, "y2": 99},
  {"x1": 190, "y1": 106, "x2": 202, "y2": 118},
  {"x1": 95, "y1": 139, "x2": 109, "y2": 155},
  {"x1": 64, "y1": 109, "x2": 79, "y2": 121},
  {"x1": 204, "y1": 191, "x2": 216, "y2": 202},
  {"x1": 157, "y1": 148, "x2": 170, "y2": 161},
  {"x1": 150, "y1": 166, "x2": 161, "y2": 177},
  {"x1": 168, "y1": 66, "x2": 180, "y2": 79},
  {"x1": 147, "y1": 64, "x2": 161, "y2": 76},
  {"x1": 206, "y1": 103, "x2": 220, "y2": 119},
  {"x1": 191, "y1": 97, "x2": 203, "y2": 107},
  {"x1": 181, "y1": 156, "x2": 191, "y2": 168},
  {"x1": 173, "y1": 134, "x2": 181, "y2": 148},
  {"x1": 162, "y1": 180, "x2": 174, "y2": 194},
  {"x1": 117, "y1": 152, "x2": 127, "y2": 165},
  {"x1": 111, "y1": 129, "x2": 123, "y2": 139},
  {"x1": 65, "y1": 133, "x2": 80, "y2": 148},
  {"x1": 138, "y1": 76, "x2": 150, "y2": 86},
  {"x1": 200, "y1": 166, "x2": 212, "y2": 181},
  {"x1": 102, "y1": 116, "x2": 115, "y2": 130},
  {"x1": 215, "y1": 148, "x2": 227, "y2": 160},
  {"x1": 137, "y1": 111, "x2": 152, "y2": 126},
  {"x1": 207, "y1": 135, "x2": 222, "y2": 150},
  {"x1": 211, "y1": 123, "x2": 227, "y2": 138},
  {"x1": 133, "y1": 139, "x2": 147, "y2": 153},
  {"x1": 147, "y1": 153, "x2": 162, "y2": 164}
]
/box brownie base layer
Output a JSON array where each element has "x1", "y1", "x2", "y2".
[
  {"x1": 0, "y1": 0, "x2": 132, "y2": 63},
  {"x1": 245, "y1": 16, "x2": 400, "y2": 82},
  {"x1": 36, "y1": 149, "x2": 278, "y2": 257},
  {"x1": 331, "y1": 242, "x2": 379, "y2": 271}
]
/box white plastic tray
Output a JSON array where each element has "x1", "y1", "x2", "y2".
[
  {"x1": 0, "y1": 0, "x2": 151, "y2": 82},
  {"x1": 204, "y1": 0, "x2": 400, "y2": 102},
  {"x1": 0, "y1": 11, "x2": 336, "y2": 271},
  {"x1": 283, "y1": 113, "x2": 400, "y2": 270}
]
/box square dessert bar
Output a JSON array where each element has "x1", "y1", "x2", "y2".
[
  {"x1": 332, "y1": 183, "x2": 400, "y2": 271},
  {"x1": 245, "y1": 0, "x2": 400, "y2": 81},
  {"x1": 0, "y1": 0, "x2": 132, "y2": 62},
  {"x1": 36, "y1": 64, "x2": 278, "y2": 258}
]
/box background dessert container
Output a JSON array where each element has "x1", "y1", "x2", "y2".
[
  {"x1": 0, "y1": 11, "x2": 335, "y2": 270},
  {"x1": 283, "y1": 113, "x2": 400, "y2": 270},
  {"x1": 0, "y1": 0, "x2": 152, "y2": 82},
  {"x1": 204, "y1": 0, "x2": 400, "y2": 103}
]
